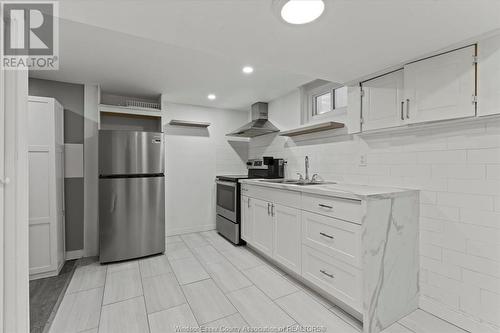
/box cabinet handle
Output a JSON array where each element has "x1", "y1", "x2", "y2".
[
  {"x1": 319, "y1": 232, "x2": 334, "y2": 239},
  {"x1": 271, "y1": 204, "x2": 275, "y2": 217},
  {"x1": 267, "y1": 203, "x2": 270, "y2": 215},
  {"x1": 406, "y1": 98, "x2": 410, "y2": 119},
  {"x1": 320, "y1": 270, "x2": 334, "y2": 279},
  {"x1": 400, "y1": 101, "x2": 405, "y2": 120},
  {"x1": 248, "y1": 198, "x2": 250, "y2": 208},
  {"x1": 318, "y1": 204, "x2": 333, "y2": 209}
]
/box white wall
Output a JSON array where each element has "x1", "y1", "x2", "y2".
[
  {"x1": 163, "y1": 103, "x2": 248, "y2": 235},
  {"x1": 249, "y1": 89, "x2": 500, "y2": 333}
]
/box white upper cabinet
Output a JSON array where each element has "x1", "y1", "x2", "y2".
[
  {"x1": 478, "y1": 34, "x2": 500, "y2": 117},
  {"x1": 361, "y1": 69, "x2": 405, "y2": 131},
  {"x1": 403, "y1": 45, "x2": 476, "y2": 124}
]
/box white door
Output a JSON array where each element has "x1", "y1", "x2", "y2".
[
  {"x1": 273, "y1": 204, "x2": 301, "y2": 274},
  {"x1": 251, "y1": 198, "x2": 273, "y2": 257},
  {"x1": 478, "y1": 34, "x2": 500, "y2": 116},
  {"x1": 404, "y1": 45, "x2": 476, "y2": 123},
  {"x1": 241, "y1": 196, "x2": 253, "y2": 242},
  {"x1": 361, "y1": 69, "x2": 405, "y2": 131}
]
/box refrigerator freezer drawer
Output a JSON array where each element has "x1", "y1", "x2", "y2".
[
  {"x1": 99, "y1": 130, "x2": 164, "y2": 176},
  {"x1": 99, "y1": 176, "x2": 165, "y2": 263}
]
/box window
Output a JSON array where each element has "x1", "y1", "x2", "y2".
[
  {"x1": 311, "y1": 85, "x2": 347, "y2": 116},
  {"x1": 301, "y1": 80, "x2": 348, "y2": 125}
]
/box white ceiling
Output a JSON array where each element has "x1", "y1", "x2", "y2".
[{"x1": 31, "y1": 0, "x2": 500, "y2": 110}]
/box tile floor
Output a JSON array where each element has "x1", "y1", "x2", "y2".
[{"x1": 48, "y1": 231, "x2": 469, "y2": 333}]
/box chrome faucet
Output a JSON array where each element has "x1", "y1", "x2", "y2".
[{"x1": 305, "y1": 156, "x2": 309, "y2": 181}]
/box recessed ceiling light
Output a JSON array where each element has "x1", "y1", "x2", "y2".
[
  {"x1": 242, "y1": 66, "x2": 254, "y2": 74},
  {"x1": 207, "y1": 94, "x2": 216, "y2": 100},
  {"x1": 280, "y1": 0, "x2": 325, "y2": 25}
]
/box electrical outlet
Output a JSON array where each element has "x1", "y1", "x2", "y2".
[{"x1": 359, "y1": 154, "x2": 368, "y2": 167}]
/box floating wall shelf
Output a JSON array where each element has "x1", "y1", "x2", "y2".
[
  {"x1": 168, "y1": 119, "x2": 211, "y2": 128},
  {"x1": 279, "y1": 121, "x2": 345, "y2": 137}
]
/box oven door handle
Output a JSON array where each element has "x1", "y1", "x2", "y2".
[{"x1": 215, "y1": 180, "x2": 237, "y2": 188}]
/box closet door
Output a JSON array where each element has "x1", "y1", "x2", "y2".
[
  {"x1": 404, "y1": 45, "x2": 476, "y2": 123},
  {"x1": 361, "y1": 69, "x2": 405, "y2": 131},
  {"x1": 28, "y1": 99, "x2": 55, "y2": 276}
]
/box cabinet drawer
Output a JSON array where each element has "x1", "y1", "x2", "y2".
[
  {"x1": 301, "y1": 245, "x2": 362, "y2": 312},
  {"x1": 301, "y1": 193, "x2": 363, "y2": 224},
  {"x1": 302, "y1": 211, "x2": 361, "y2": 268},
  {"x1": 242, "y1": 184, "x2": 300, "y2": 208}
]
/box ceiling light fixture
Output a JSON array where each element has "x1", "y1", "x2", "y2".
[
  {"x1": 207, "y1": 94, "x2": 216, "y2": 100},
  {"x1": 279, "y1": 0, "x2": 325, "y2": 25},
  {"x1": 242, "y1": 66, "x2": 254, "y2": 74}
]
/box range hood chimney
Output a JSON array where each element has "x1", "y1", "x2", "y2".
[{"x1": 226, "y1": 102, "x2": 280, "y2": 138}]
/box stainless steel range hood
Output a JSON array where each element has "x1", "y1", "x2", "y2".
[{"x1": 226, "y1": 102, "x2": 279, "y2": 138}]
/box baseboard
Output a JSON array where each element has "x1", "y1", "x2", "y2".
[
  {"x1": 65, "y1": 249, "x2": 84, "y2": 260},
  {"x1": 167, "y1": 224, "x2": 215, "y2": 236},
  {"x1": 420, "y1": 296, "x2": 499, "y2": 333}
]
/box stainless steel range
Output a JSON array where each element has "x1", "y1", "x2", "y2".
[{"x1": 215, "y1": 157, "x2": 284, "y2": 245}]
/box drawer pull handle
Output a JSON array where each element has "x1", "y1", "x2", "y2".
[
  {"x1": 320, "y1": 270, "x2": 334, "y2": 279},
  {"x1": 318, "y1": 204, "x2": 333, "y2": 209},
  {"x1": 319, "y1": 232, "x2": 334, "y2": 239}
]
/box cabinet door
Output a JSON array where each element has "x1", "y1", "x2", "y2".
[
  {"x1": 478, "y1": 34, "x2": 500, "y2": 116},
  {"x1": 361, "y1": 69, "x2": 405, "y2": 131},
  {"x1": 404, "y1": 45, "x2": 476, "y2": 123},
  {"x1": 273, "y1": 204, "x2": 301, "y2": 274},
  {"x1": 251, "y1": 198, "x2": 273, "y2": 257},
  {"x1": 241, "y1": 196, "x2": 253, "y2": 242}
]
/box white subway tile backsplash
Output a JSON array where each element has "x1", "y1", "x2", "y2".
[
  {"x1": 421, "y1": 204, "x2": 460, "y2": 221},
  {"x1": 448, "y1": 179, "x2": 500, "y2": 196},
  {"x1": 443, "y1": 249, "x2": 500, "y2": 278},
  {"x1": 437, "y1": 192, "x2": 495, "y2": 211},
  {"x1": 467, "y1": 148, "x2": 500, "y2": 164},
  {"x1": 462, "y1": 269, "x2": 500, "y2": 294},
  {"x1": 417, "y1": 150, "x2": 467, "y2": 164},
  {"x1": 480, "y1": 290, "x2": 500, "y2": 326},
  {"x1": 432, "y1": 165, "x2": 485, "y2": 179},
  {"x1": 421, "y1": 282, "x2": 460, "y2": 309},
  {"x1": 460, "y1": 209, "x2": 500, "y2": 228},
  {"x1": 420, "y1": 257, "x2": 461, "y2": 280},
  {"x1": 466, "y1": 239, "x2": 500, "y2": 261},
  {"x1": 420, "y1": 243, "x2": 443, "y2": 260}
]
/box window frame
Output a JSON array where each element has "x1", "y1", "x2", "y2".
[{"x1": 301, "y1": 81, "x2": 348, "y2": 125}]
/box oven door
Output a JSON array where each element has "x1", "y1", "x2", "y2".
[{"x1": 216, "y1": 179, "x2": 238, "y2": 222}]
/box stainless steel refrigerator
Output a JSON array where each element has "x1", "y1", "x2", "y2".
[{"x1": 99, "y1": 130, "x2": 165, "y2": 263}]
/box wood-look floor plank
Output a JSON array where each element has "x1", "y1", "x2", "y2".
[
  {"x1": 99, "y1": 296, "x2": 149, "y2": 333},
  {"x1": 191, "y1": 244, "x2": 227, "y2": 265},
  {"x1": 49, "y1": 287, "x2": 103, "y2": 333},
  {"x1": 220, "y1": 247, "x2": 262, "y2": 270},
  {"x1": 398, "y1": 309, "x2": 469, "y2": 333},
  {"x1": 181, "y1": 233, "x2": 210, "y2": 249},
  {"x1": 275, "y1": 291, "x2": 360, "y2": 333},
  {"x1": 142, "y1": 272, "x2": 186, "y2": 314},
  {"x1": 182, "y1": 279, "x2": 237, "y2": 324},
  {"x1": 169, "y1": 256, "x2": 210, "y2": 285},
  {"x1": 139, "y1": 254, "x2": 172, "y2": 278},
  {"x1": 243, "y1": 265, "x2": 297, "y2": 299},
  {"x1": 102, "y1": 268, "x2": 143, "y2": 305},
  {"x1": 66, "y1": 263, "x2": 106, "y2": 294},
  {"x1": 227, "y1": 286, "x2": 295, "y2": 328},
  {"x1": 148, "y1": 304, "x2": 198, "y2": 333},
  {"x1": 204, "y1": 260, "x2": 253, "y2": 293}
]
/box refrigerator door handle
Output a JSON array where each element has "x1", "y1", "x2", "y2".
[{"x1": 110, "y1": 194, "x2": 117, "y2": 213}]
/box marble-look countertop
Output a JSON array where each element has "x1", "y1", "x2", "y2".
[{"x1": 239, "y1": 179, "x2": 417, "y2": 200}]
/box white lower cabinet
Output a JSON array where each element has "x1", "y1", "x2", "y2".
[
  {"x1": 251, "y1": 198, "x2": 274, "y2": 257},
  {"x1": 302, "y1": 245, "x2": 362, "y2": 312},
  {"x1": 241, "y1": 195, "x2": 253, "y2": 242},
  {"x1": 273, "y1": 204, "x2": 301, "y2": 274},
  {"x1": 241, "y1": 182, "x2": 419, "y2": 333}
]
